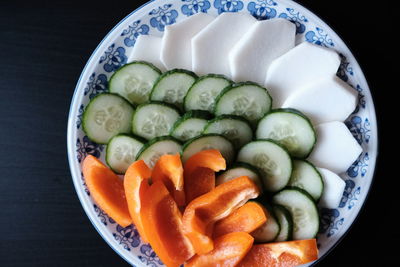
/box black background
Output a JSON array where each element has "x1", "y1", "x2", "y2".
[{"x1": 0, "y1": 0, "x2": 394, "y2": 266}]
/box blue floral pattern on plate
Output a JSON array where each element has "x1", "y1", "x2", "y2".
[
  {"x1": 214, "y1": 0, "x2": 244, "y2": 14},
  {"x1": 121, "y1": 20, "x2": 150, "y2": 47},
  {"x1": 149, "y1": 4, "x2": 179, "y2": 31},
  {"x1": 181, "y1": 0, "x2": 211, "y2": 16},
  {"x1": 247, "y1": 0, "x2": 277, "y2": 19},
  {"x1": 67, "y1": 0, "x2": 377, "y2": 266},
  {"x1": 278, "y1": 7, "x2": 307, "y2": 34}
]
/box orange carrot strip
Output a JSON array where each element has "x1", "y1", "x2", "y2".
[
  {"x1": 237, "y1": 239, "x2": 319, "y2": 267},
  {"x1": 123, "y1": 160, "x2": 152, "y2": 242},
  {"x1": 142, "y1": 180, "x2": 194, "y2": 267},
  {"x1": 182, "y1": 176, "x2": 260, "y2": 255},
  {"x1": 82, "y1": 155, "x2": 132, "y2": 227},
  {"x1": 185, "y1": 232, "x2": 254, "y2": 267},
  {"x1": 213, "y1": 201, "x2": 267, "y2": 238}
]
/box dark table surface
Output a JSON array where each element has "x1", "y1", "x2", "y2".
[{"x1": 0, "y1": 0, "x2": 395, "y2": 266}]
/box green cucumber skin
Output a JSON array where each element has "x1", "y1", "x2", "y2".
[
  {"x1": 131, "y1": 101, "x2": 181, "y2": 138},
  {"x1": 257, "y1": 108, "x2": 317, "y2": 159},
  {"x1": 82, "y1": 93, "x2": 135, "y2": 144},
  {"x1": 273, "y1": 204, "x2": 294, "y2": 241},
  {"x1": 105, "y1": 134, "x2": 145, "y2": 174},
  {"x1": 149, "y1": 69, "x2": 198, "y2": 104},
  {"x1": 171, "y1": 110, "x2": 213, "y2": 131},
  {"x1": 108, "y1": 61, "x2": 162, "y2": 106},
  {"x1": 135, "y1": 136, "x2": 182, "y2": 160},
  {"x1": 272, "y1": 186, "x2": 320, "y2": 239},
  {"x1": 288, "y1": 159, "x2": 324, "y2": 202},
  {"x1": 183, "y1": 74, "x2": 232, "y2": 112},
  {"x1": 181, "y1": 133, "x2": 234, "y2": 154}
]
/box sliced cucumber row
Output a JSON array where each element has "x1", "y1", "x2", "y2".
[
  {"x1": 273, "y1": 204, "x2": 293, "y2": 242},
  {"x1": 214, "y1": 82, "x2": 272, "y2": 125},
  {"x1": 132, "y1": 102, "x2": 181, "y2": 140},
  {"x1": 237, "y1": 140, "x2": 292, "y2": 192},
  {"x1": 181, "y1": 134, "x2": 235, "y2": 164},
  {"x1": 272, "y1": 187, "x2": 319, "y2": 240},
  {"x1": 216, "y1": 162, "x2": 263, "y2": 193},
  {"x1": 170, "y1": 110, "x2": 211, "y2": 142},
  {"x1": 82, "y1": 93, "x2": 135, "y2": 144},
  {"x1": 184, "y1": 74, "x2": 232, "y2": 113},
  {"x1": 251, "y1": 203, "x2": 280, "y2": 242},
  {"x1": 106, "y1": 134, "x2": 145, "y2": 174},
  {"x1": 256, "y1": 108, "x2": 316, "y2": 158},
  {"x1": 150, "y1": 69, "x2": 197, "y2": 109},
  {"x1": 109, "y1": 61, "x2": 161, "y2": 106},
  {"x1": 136, "y1": 136, "x2": 182, "y2": 169},
  {"x1": 203, "y1": 115, "x2": 253, "y2": 149}
]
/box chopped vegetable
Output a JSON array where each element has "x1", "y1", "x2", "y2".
[
  {"x1": 82, "y1": 155, "x2": 132, "y2": 227},
  {"x1": 184, "y1": 167, "x2": 215, "y2": 205},
  {"x1": 123, "y1": 160, "x2": 152, "y2": 242},
  {"x1": 152, "y1": 153, "x2": 185, "y2": 206},
  {"x1": 182, "y1": 176, "x2": 260, "y2": 254},
  {"x1": 183, "y1": 149, "x2": 226, "y2": 177},
  {"x1": 185, "y1": 232, "x2": 254, "y2": 267},
  {"x1": 237, "y1": 239, "x2": 318, "y2": 267},
  {"x1": 142, "y1": 180, "x2": 194, "y2": 267},
  {"x1": 213, "y1": 201, "x2": 267, "y2": 238}
]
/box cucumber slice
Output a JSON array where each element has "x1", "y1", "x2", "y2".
[
  {"x1": 237, "y1": 140, "x2": 292, "y2": 192},
  {"x1": 251, "y1": 203, "x2": 280, "y2": 242},
  {"x1": 256, "y1": 108, "x2": 316, "y2": 158},
  {"x1": 136, "y1": 136, "x2": 182, "y2": 169},
  {"x1": 132, "y1": 102, "x2": 181, "y2": 140},
  {"x1": 82, "y1": 93, "x2": 134, "y2": 144},
  {"x1": 150, "y1": 69, "x2": 197, "y2": 109},
  {"x1": 106, "y1": 134, "x2": 145, "y2": 174},
  {"x1": 288, "y1": 159, "x2": 324, "y2": 201},
  {"x1": 170, "y1": 110, "x2": 211, "y2": 142},
  {"x1": 181, "y1": 134, "x2": 235, "y2": 164},
  {"x1": 216, "y1": 162, "x2": 263, "y2": 193},
  {"x1": 183, "y1": 74, "x2": 232, "y2": 112},
  {"x1": 272, "y1": 187, "x2": 319, "y2": 240},
  {"x1": 203, "y1": 115, "x2": 253, "y2": 149},
  {"x1": 273, "y1": 204, "x2": 293, "y2": 241},
  {"x1": 109, "y1": 61, "x2": 161, "y2": 105},
  {"x1": 214, "y1": 82, "x2": 272, "y2": 125}
]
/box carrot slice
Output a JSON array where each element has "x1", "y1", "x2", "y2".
[
  {"x1": 123, "y1": 160, "x2": 152, "y2": 242},
  {"x1": 185, "y1": 232, "x2": 254, "y2": 267},
  {"x1": 82, "y1": 155, "x2": 132, "y2": 227},
  {"x1": 152, "y1": 153, "x2": 185, "y2": 206},
  {"x1": 185, "y1": 167, "x2": 215, "y2": 204},
  {"x1": 184, "y1": 149, "x2": 226, "y2": 176},
  {"x1": 142, "y1": 180, "x2": 194, "y2": 267},
  {"x1": 182, "y1": 176, "x2": 260, "y2": 255},
  {"x1": 237, "y1": 239, "x2": 319, "y2": 267},
  {"x1": 213, "y1": 201, "x2": 267, "y2": 238}
]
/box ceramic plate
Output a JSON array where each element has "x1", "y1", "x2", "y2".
[{"x1": 67, "y1": 0, "x2": 378, "y2": 265}]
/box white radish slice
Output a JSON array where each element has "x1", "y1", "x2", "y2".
[
  {"x1": 282, "y1": 76, "x2": 358, "y2": 125},
  {"x1": 161, "y1": 13, "x2": 215, "y2": 70},
  {"x1": 317, "y1": 167, "x2": 346, "y2": 209},
  {"x1": 264, "y1": 42, "x2": 341, "y2": 107},
  {"x1": 191, "y1": 12, "x2": 256, "y2": 77},
  {"x1": 128, "y1": 35, "x2": 166, "y2": 71},
  {"x1": 308, "y1": 121, "x2": 362, "y2": 174},
  {"x1": 229, "y1": 18, "x2": 296, "y2": 84}
]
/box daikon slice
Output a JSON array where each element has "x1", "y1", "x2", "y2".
[
  {"x1": 265, "y1": 42, "x2": 341, "y2": 107},
  {"x1": 161, "y1": 13, "x2": 215, "y2": 70},
  {"x1": 308, "y1": 121, "x2": 362, "y2": 174},
  {"x1": 128, "y1": 35, "x2": 166, "y2": 71},
  {"x1": 192, "y1": 12, "x2": 256, "y2": 77},
  {"x1": 317, "y1": 167, "x2": 346, "y2": 209},
  {"x1": 229, "y1": 18, "x2": 296, "y2": 84},
  {"x1": 282, "y1": 76, "x2": 358, "y2": 124}
]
